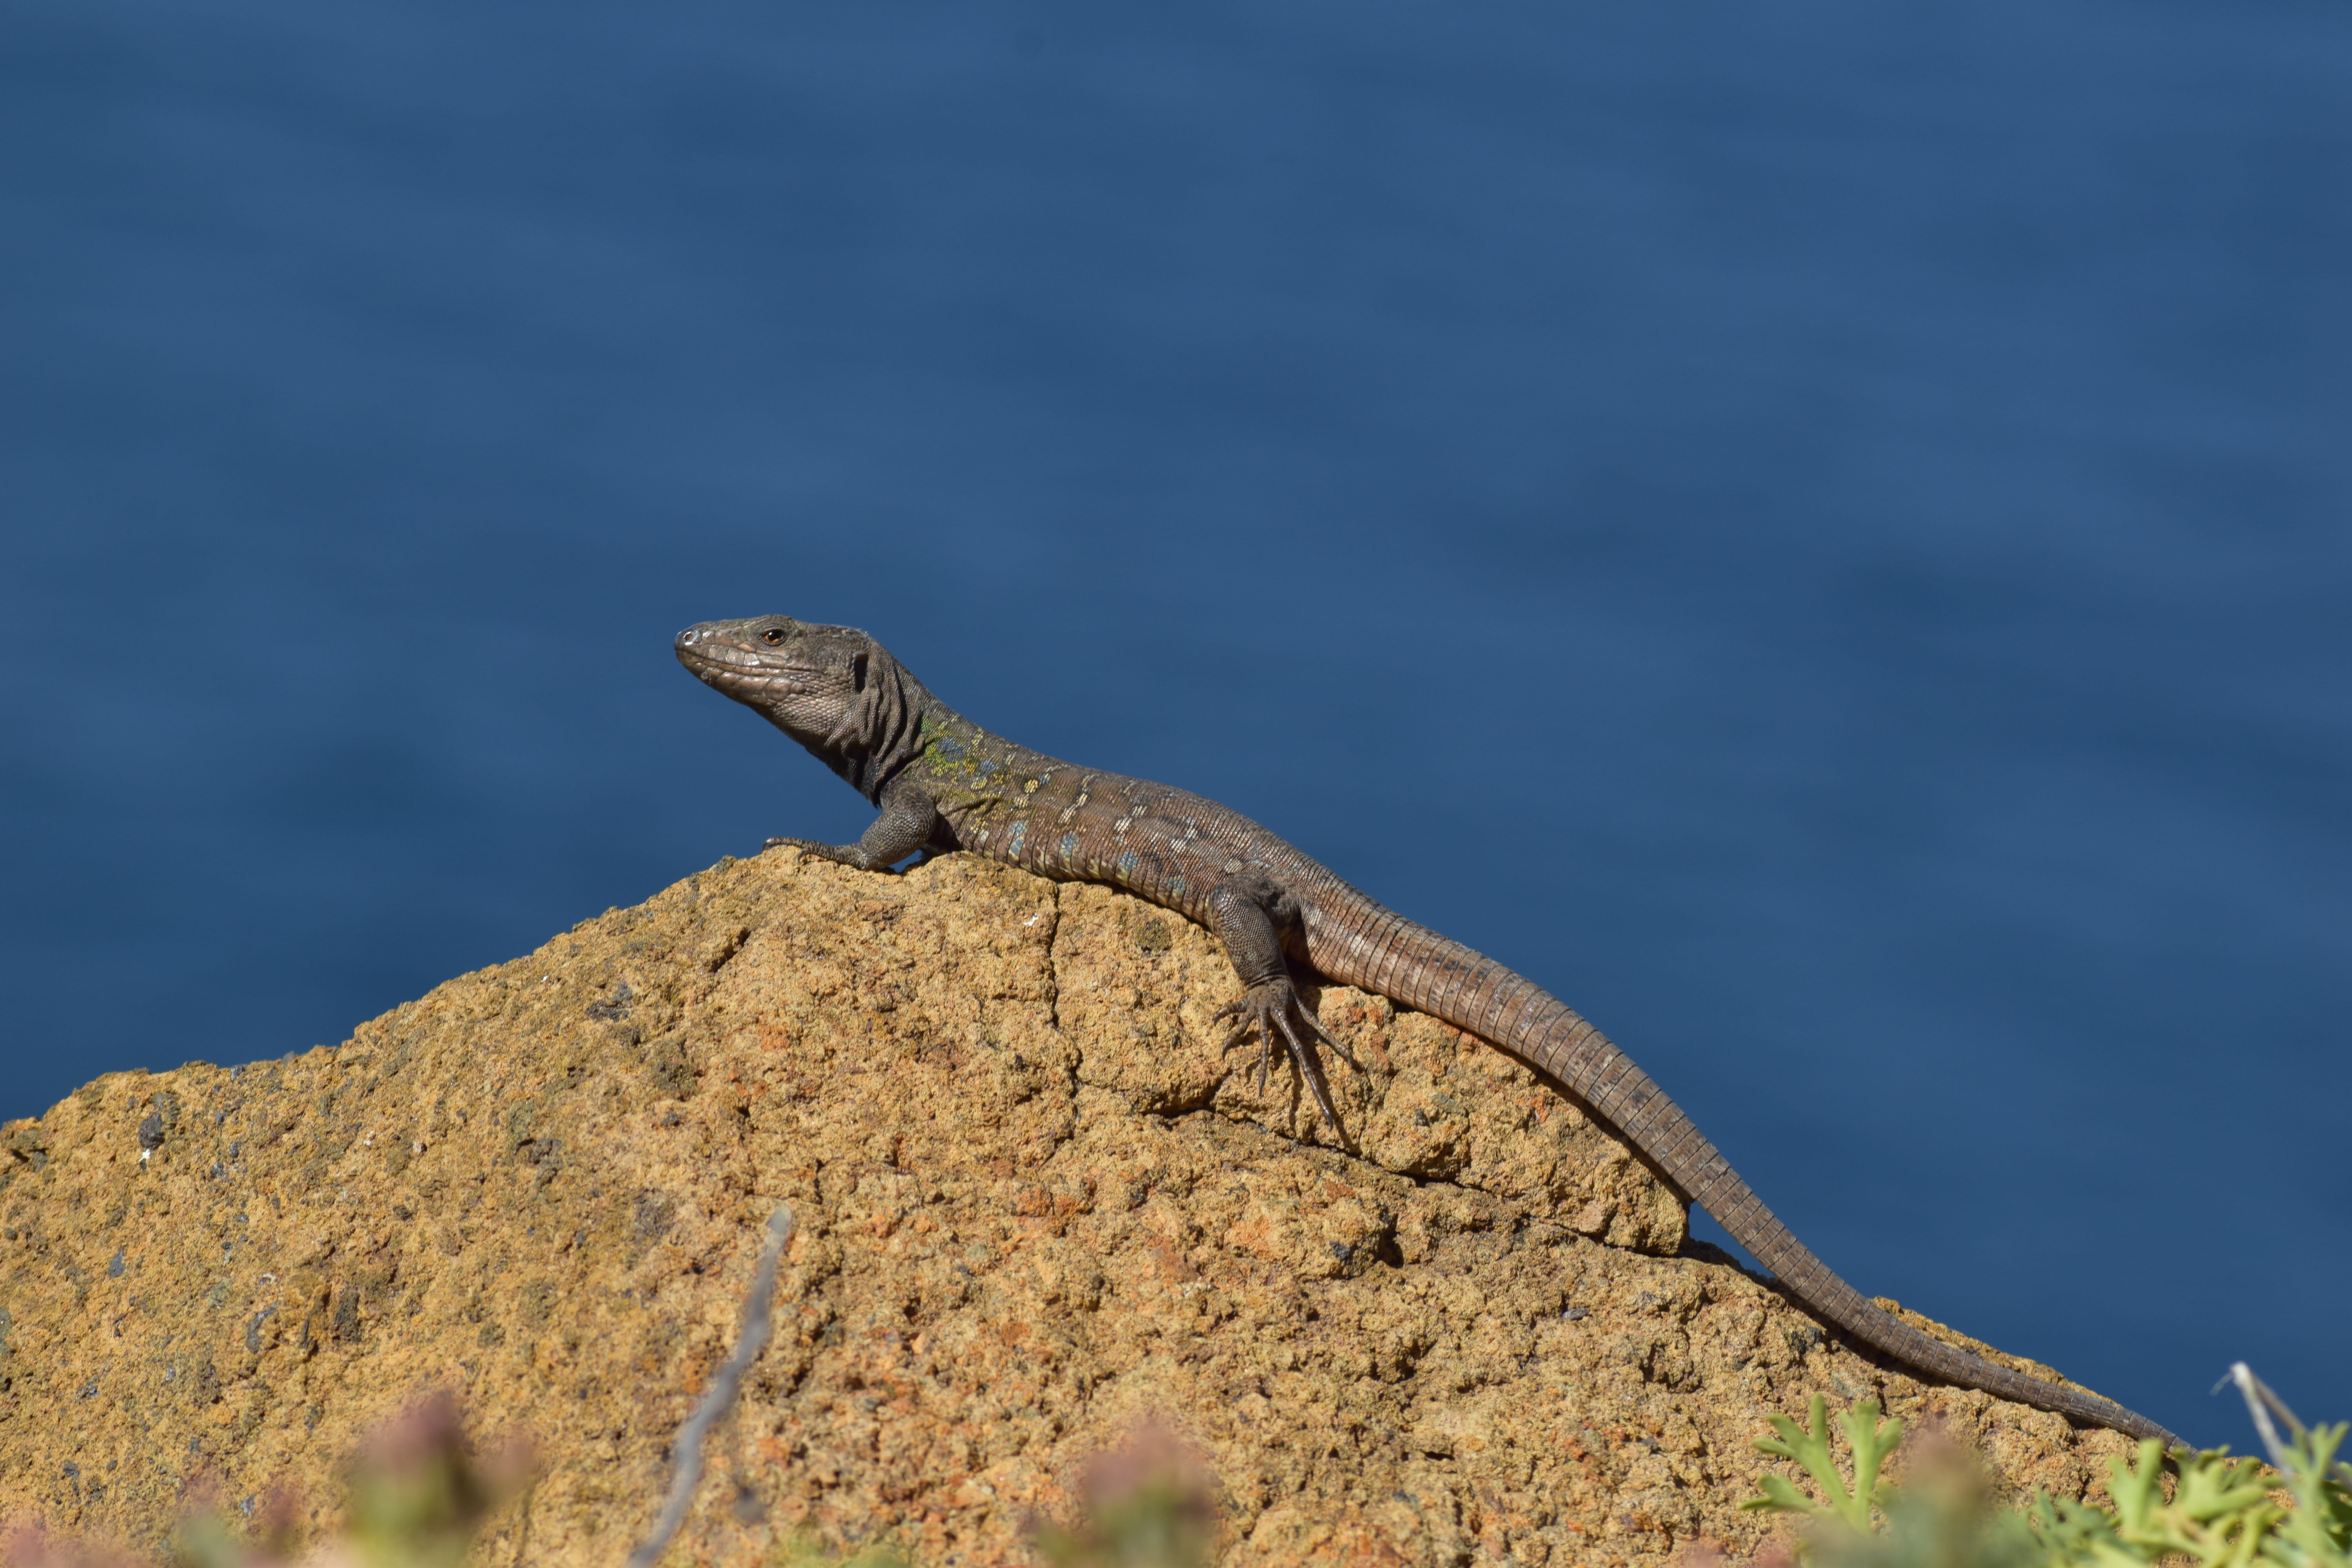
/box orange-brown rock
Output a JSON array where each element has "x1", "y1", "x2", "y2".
[{"x1": 0, "y1": 852, "x2": 2135, "y2": 1565}]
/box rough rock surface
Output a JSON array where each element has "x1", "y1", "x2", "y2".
[{"x1": 0, "y1": 852, "x2": 2136, "y2": 1566}]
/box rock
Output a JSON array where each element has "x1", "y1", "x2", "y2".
[{"x1": 0, "y1": 852, "x2": 2136, "y2": 1565}]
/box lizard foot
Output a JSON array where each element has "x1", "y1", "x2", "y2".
[
  {"x1": 1214, "y1": 980, "x2": 1362, "y2": 1135},
  {"x1": 761, "y1": 837, "x2": 888, "y2": 870}
]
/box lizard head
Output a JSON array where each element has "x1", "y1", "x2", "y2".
[
  {"x1": 676, "y1": 617, "x2": 923, "y2": 801},
  {"x1": 674, "y1": 616, "x2": 875, "y2": 743}
]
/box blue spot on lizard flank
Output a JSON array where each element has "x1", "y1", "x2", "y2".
[
  {"x1": 931, "y1": 735, "x2": 967, "y2": 763},
  {"x1": 1058, "y1": 832, "x2": 1079, "y2": 864},
  {"x1": 1168, "y1": 877, "x2": 1186, "y2": 898},
  {"x1": 1117, "y1": 850, "x2": 1138, "y2": 881},
  {"x1": 1006, "y1": 820, "x2": 1027, "y2": 858}
]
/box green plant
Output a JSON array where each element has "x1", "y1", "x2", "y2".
[
  {"x1": 1025, "y1": 1423, "x2": 1218, "y2": 1568},
  {"x1": 0, "y1": 1397, "x2": 531, "y2": 1568},
  {"x1": 172, "y1": 1394, "x2": 533, "y2": 1568},
  {"x1": 1741, "y1": 1366, "x2": 2351, "y2": 1568},
  {"x1": 771, "y1": 1533, "x2": 911, "y2": 1568},
  {"x1": 1744, "y1": 1396, "x2": 1907, "y2": 1531}
]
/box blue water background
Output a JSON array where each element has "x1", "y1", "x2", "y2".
[{"x1": 4, "y1": 0, "x2": 2346, "y2": 1447}]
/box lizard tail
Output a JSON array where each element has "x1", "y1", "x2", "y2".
[{"x1": 1307, "y1": 908, "x2": 2184, "y2": 1449}]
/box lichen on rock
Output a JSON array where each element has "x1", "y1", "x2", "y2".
[{"x1": 0, "y1": 852, "x2": 2134, "y2": 1565}]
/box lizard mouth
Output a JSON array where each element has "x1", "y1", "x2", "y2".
[{"x1": 674, "y1": 626, "x2": 818, "y2": 691}]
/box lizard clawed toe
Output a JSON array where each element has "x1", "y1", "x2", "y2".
[
  {"x1": 1213, "y1": 1006, "x2": 1275, "y2": 1094},
  {"x1": 1291, "y1": 1003, "x2": 1362, "y2": 1072},
  {"x1": 1213, "y1": 981, "x2": 1357, "y2": 1135}
]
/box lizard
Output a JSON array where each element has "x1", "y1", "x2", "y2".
[{"x1": 675, "y1": 613, "x2": 2184, "y2": 1449}]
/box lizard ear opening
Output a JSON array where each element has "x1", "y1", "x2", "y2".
[{"x1": 849, "y1": 650, "x2": 869, "y2": 691}]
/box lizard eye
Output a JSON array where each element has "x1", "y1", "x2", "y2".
[{"x1": 761, "y1": 627, "x2": 786, "y2": 645}]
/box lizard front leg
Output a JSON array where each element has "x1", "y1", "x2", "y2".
[
  {"x1": 765, "y1": 776, "x2": 940, "y2": 871},
  {"x1": 1205, "y1": 871, "x2": 1362, "y2": 1134}
]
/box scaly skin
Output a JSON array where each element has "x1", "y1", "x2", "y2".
[{"x1": 675, "y1": 614, "x2": 2183, "y2": 1448}]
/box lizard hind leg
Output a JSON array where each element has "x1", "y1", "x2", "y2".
[{"x1": 1205, "y1": 872, "x2": 1362, "y2": 1136}]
